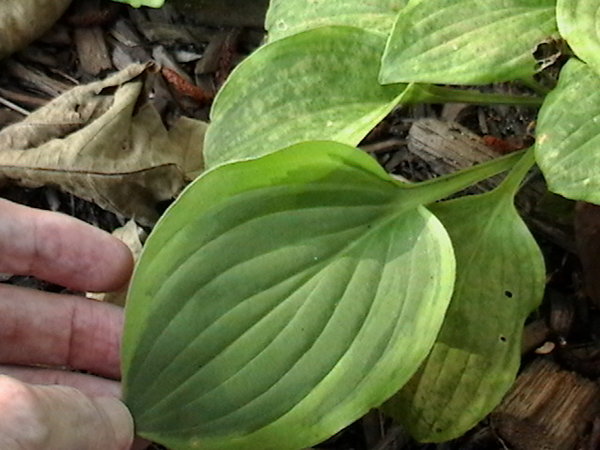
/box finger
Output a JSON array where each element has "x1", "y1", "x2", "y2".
[
  {"x1": 0, "y1": 284, "x2": 122, "y2": 379},
  {"x1": 0, "y1": 370, "x2": 152, "y2": 450},
  {"x1": 0, "y1": 375, "x2": 133, "y2": 450},
  {"x1": 0, "y1": 198, "x2": 133, "y2": 291},
  {"x1": 0, "y1": 366, "x2": 121, "y2": 398}
]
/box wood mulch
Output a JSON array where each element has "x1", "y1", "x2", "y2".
[{"x1": 0, "y1": 1, "x2": 598, "y2": 449}]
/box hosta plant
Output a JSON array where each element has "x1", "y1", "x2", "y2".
[{"x1": 121, "y1": 0, "x2": 600, "y2": 448}]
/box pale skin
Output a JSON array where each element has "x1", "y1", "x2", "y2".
[{"x1": 0, "y1": 198, "x2": 138, "y2": 449}]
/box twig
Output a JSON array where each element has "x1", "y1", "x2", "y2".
[
  {"x1": 0, "y1": 96, "x2": 30, "y2": 116},
  {"x1": 360, "y1": 138, "x2": 406, "y2": 154}
]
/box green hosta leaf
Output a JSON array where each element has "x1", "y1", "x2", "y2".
[
  {"x1": 204, "y1": 26, "x2": 407, "y2": 168},
  {"x1": 536, "y1": 59, "x2": 600, "y2": 204},
  {"x1": 123, "y1": 141, "x2": 456, "y2": 450},
  {"x1": 384, "y1": 153, "x2": 545, "y2": 442},
  {"x1": 380, "y1": 0, "x2": 557, "y2": 85},
  {"x1": 265, "y1": 0, "x2": 407, "y2": 42},
  {"x1": 557, "y1": 0, "x2": 600, "y2": 76}
]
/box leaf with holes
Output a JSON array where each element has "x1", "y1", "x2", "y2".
[
  {"x1": 265, "y1": 0, "x2": 407, "y2": 42},
  {"x1": 557, "y1": 0, "x2": 600, "y2": 76},
  {"x1": 122, "y1": 141, "x2": 456, "y2": 450},
  {"x1": 379, "y1": 0, "x2": 557, "y2": 85},
  {"x1": 204, "y1": 26, "x2": 408, "y2": 168},
  {"x1": 536, "y1": 59, "x2": 600, "y2": 204},
  {"x1": 384, "y1": 153, "x2": 545, "y2": 442}
]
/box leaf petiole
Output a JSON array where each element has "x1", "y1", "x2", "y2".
[
  {"x1": 395, "y1": 150, "x2": 524, "y2": 205},
  {"x1": 497, "y1": 147, "x2": 536, "y2": 197}
]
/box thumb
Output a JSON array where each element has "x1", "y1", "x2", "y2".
[{"x1": 0, "y1": 375, "x2": 134, "y2": 450}]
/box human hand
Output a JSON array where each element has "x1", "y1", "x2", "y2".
[{"x1": 0, "y1": 198, "x2": 136, "y2": 449}]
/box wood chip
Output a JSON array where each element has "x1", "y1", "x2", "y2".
[
  {"x1": 110, "y1": 40, "x2": 151, "y2": 71},
  {"x1": 492, "y1": 358, "x2": 600, "y2": 450},
  {"x1": 4, "y1": 60, "x2": 73, "y2": 97},
  {"x1": 128, "y1": 7, "x2": 197, "y2": 44},
  {"x1": 408, "y1": 118, "x2": 500, "y2": 170},
  {"x1": 195, "y1": 30, "x2": 230, "y2": 75},
  {"x1": 74, "y1": 27, "x2": 113, "y2": 76},
  {"x1": 406, "y1": 118, "x2": 501, "y2": 189},
  {"x1": 109, "y1": 18, "x2": 144, "y2": 47}
]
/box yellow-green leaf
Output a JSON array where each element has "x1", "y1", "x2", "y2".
[
  {"x1": 205, "y1": 26, "x2": 407, "y2": 168},
  {"x1": 123, "y1": 141, "x2": 456, "y2": 450}
]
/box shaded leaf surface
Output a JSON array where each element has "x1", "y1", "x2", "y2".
[
  {"x1": 0, "y1": 0, "x2": 72, "y2": 59},
  {"x1": 380, "y1": 0, "x2": 557, "y2": 84},
  {"x1": 123, "y1": 141, "x2": 455, "y2": 450},
  {"x1": 204, "y1": 26, "x2": 407, "y2": 168},
  {"x1": 0, "y1": 64, "x2": 207, "y2": 225},
  {"x1": 557, "y1": 0, "x2": 600, "y2": 76},
  {"x1": 535, "y1": 59, "x2": 600, "y2": 204},
  {"x1": 385, "y1": 174, "x2": 545, "y2": 442},
  {"x1": 266, "y1": 0, "x2": 407, "y2": 42}
]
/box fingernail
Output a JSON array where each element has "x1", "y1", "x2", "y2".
[{"x1": 95, "y1": 397, "x2": 135, "y2": 449}]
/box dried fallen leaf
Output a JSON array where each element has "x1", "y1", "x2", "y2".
[
  {"x1": 0, "y1": 64, "x2": 207, "y2": 225},
  {"x1": 88, "y1": 219, "x2": 145, "y2": 305},
  {"x1": 0, "y1": 0, "x2": 73, "y2": 59}
]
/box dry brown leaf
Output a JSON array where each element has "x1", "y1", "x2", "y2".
[
  {"x1": 0, "y1": 64, "x2": 208, "y2": 225},
  {"x1": 0, "y1": 0, "x2": 73, "y2": 59},
  {"x1": 88, "y1": 219, "x2": 145, "y2": 305}
]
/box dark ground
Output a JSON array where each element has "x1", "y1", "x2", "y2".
[{"x1": 0, "y1": 1, "x2": 598, "y2": 449}]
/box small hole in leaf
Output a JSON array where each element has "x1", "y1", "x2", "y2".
[
  {"x1": 500, "y1": 335, "x2": 507, "y2": 342},
  {"x1": 504, "y1": 290, "x2": 513, "y2": 298}
]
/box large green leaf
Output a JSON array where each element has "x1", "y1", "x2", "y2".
[
  {"x1": 122, "y1": 141, "x2": 456, "y2": 450},
  {"x1": 557, "y1": 0, "x2": 600, "y2": 76},
  {"x1": 379, "y1": 0, "x2": 557, "y2": 85},
  {"x1": 265, "y1": 0, "x2": 407, "y2": 42},
  {"x1": 384, "y1": 152, "x2": 545, "y2": 441},
  {"x1": 204, "y1": 26, "x2": 407, "y2": 168},
  {"x1": 536, "y1": 59, "x2": 600, "y2": 204}
]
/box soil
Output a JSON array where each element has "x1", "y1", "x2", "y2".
[{"x1": 0, "y1": 1, "x2": 598, "y2": 449}]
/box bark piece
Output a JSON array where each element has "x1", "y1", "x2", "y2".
[
  {"x1": 128, "y1": 6, "x2": 198, "y2": 44},
  {"x1": 407, "y1": 118, "x2": 500, "y2": 177},
  {"x1": 195, "y1": 30, "x2": 230, "y2": 74},
  {"x1": 4, "y1": 60, "x2": 73, "y2": 98},
  {"x1": 74, "y1": 26, "x2": 113, "y2": 75},
  {"x1": 492, "y1": 358, "x2": 600, "y2": 450}
]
